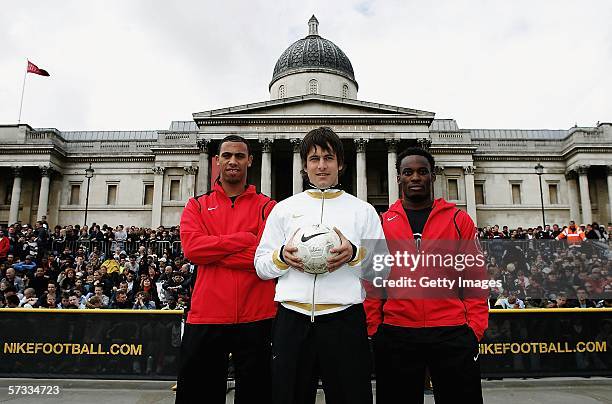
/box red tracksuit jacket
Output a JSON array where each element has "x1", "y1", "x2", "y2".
[
  {"x1": 364, "y1": 198, "x2": 489, "y2": 340},
  {"x1": 180, "y1": 182, "x2": 277, "y2": 324},
  {"x1": 0, "y1": 236, "x2": 9, "y2": 260}
]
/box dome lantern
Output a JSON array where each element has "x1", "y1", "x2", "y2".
[{"x1": 308, "y1": 15, "x2": 319, "y2": 36}]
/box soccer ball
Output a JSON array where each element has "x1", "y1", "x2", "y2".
[{"x1": 294, "y1": 224, "x2": 341, "y2": 274}]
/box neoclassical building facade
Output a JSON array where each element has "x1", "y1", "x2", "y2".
[{"x1": 1, "y1": 17, "x2": 611, "y2": 229}]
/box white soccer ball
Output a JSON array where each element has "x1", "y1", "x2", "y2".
[{"x1": 294, "y1": 224, "x2": 342, "y2": 274}]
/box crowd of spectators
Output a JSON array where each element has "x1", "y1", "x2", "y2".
[
  {"x1": 0, "y1": 220, "x2": 191, "y2": 311},
  {"x1": 0, "y1": 219, "x2": 610, "y2": 310},
  {"x1": 479, "y1": 223, "x2": 611, "y2": 309}
]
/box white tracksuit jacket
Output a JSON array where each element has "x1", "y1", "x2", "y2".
[{"x1": 255, "y1": 188, "x2": 386, "y2": 318}]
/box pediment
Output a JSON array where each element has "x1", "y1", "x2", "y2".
[{"x1": 193, "y1": 94, "x2": 434, "y2": 123}]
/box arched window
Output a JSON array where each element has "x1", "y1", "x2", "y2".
[
  {"x1": 342, "y1": 84, "x2": 349, "y2": 98},
  {"x1": 278, "y1": 85, "x2": 286, "y2": 98},
  {"x1": 309, "y1": 79, "x2": 318, "y2": 94}
]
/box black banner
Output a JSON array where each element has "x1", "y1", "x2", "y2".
[
  {"x1": 0, "y1": 308, "x2": 610, "y2": 380},
  {"x1": 0, "y1": 309, "x2": 182, "y2": 380},
  {"x1": 480, "y1": 309, "x2": 612, "y2": 377}
]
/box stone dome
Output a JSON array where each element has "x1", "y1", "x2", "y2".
[{"x1": 270, "y1": 16, "x2": 357, "y2": 90}]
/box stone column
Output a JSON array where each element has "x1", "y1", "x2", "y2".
[
  {"x1": 37, "y1": 166, "x2": 52, "y2": 221},
  {"x1": 434, "y1": 166, "x2": 445, "y2": 200},
  {"x1": 184, "y1": 166, "x2": 198, "y2": 198},
  {"x1": 463, "y1": 166, "x2": 477, "y2": 225},
  {"x1": 355, "y1": 138, "x2": 368, "y2": 201},
  {"x1": 577, "y1": 165, "x2": 592, "y2": 224},
  {"x1": 607, "y1": 165, "x2": 612, "y2": 224},
  {"x1": 386, "y1": 139, "x2": 399, "y2": 205},
  {"x1": 291, "y1": 139, "x2": 303, "y2": 194},
  {"x1": 260, "y1": 138, "x2": 272, "y2": 196},
  {"x1": 151, "y1": 166, "x2": 165, "y2": 228},
  {"x1": 196, "y1": 139, "x2": 210, "y2": 194},
  {"x1": 565, "y1": 171, "x2": 580, "y2": 223},
  {"x1": 8, "y1": 167, "x2": 22, "y2": 225}
]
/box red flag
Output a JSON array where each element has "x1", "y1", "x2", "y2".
[{"x1": 27, "y1": 60, "x2": 50, "y2": 77}]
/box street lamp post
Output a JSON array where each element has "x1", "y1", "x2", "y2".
[
  {"x1": 84, "y1": 163, "x2": 94, "y2": 227},
  {"x1": 534, "y1": 163, "x2": 545, "y2": 229}
]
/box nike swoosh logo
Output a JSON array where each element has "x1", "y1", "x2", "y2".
[
  {"x1": 292, "y1": 214, "x2": 304, "y2": 218},
  {"x1": 207, "y1": 207, "x2": 218, "y2": 211},
  {"x1": 301, "y1": 232, "x2": 327, "y2": 243},
  {"x1": 474, "y1": 353, "x2": 479, "y2": 361},
  {"x1": 387, "y1": 215, "x2": 398, "y2": 221}
]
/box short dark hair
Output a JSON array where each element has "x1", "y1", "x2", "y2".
[
  {"x1": 6, "y1": 294, "x2": 19, "y2": 306},
  {"x1": 396, "y1": 147, "x2": 435, "y2": 174},
  {"x1": 300, "y1": 127, "x2": 345, "y2": 168},
  {"x1": 217, "y1": 135, "x2": 251, "y2": 155}
]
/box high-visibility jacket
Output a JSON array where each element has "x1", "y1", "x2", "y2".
[{"x1": 555, "y1": 227, "x2": 586, "y2": 245}]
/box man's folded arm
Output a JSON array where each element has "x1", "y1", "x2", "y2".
[
  {"x1": 212, "y1": 199, "x2": 277, "y2": 271},
  {"x1": 180, "y1": 198, "x2": 257, "y2": 266}
]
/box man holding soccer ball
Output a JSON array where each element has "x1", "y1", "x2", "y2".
[{"x1": 255, "y1": 127, "x2": 385, "y2": 404}]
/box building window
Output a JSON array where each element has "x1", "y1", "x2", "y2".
[
  {"x1": 475, "y1": 183, "x2": 485, "y2": 205},
  {"x1": 447, "y1": 179, "x2": 459, "y2": 200},
  {"x1": 511, "y1": 183, "x2": 521, "y2": 204},
  {"x1": 309, "y1": 79, "x2": 318, "y2": 94},
  {"x1": 170, "y1": 179, "x2": 181, "y2": 201},
  {"x1": 278, "y1": 85, "x2": 286, "y2": 98},
  {"x1": 342, "y1": 84, "x2": 349, "y2": 98},
  {"x1": 107, "y1": 184, "x2": 118, "y2": 205},
  {"x1": 548, "y1": 184, "x2": 558, "y2": 205},
  {"x1": 69, "y1": 184, "x2": 81, "y2": 205},
  {"x1": 143, "y1": 184, "x2": 154, "y2": 205}
]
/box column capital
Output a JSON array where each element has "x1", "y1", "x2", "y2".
[
  {"x1": 577, "y1": 165, "x2": 590, "y2": 175},
  {"x1": 260, "y1": 138, "x2": 273, "y2": 153},
  {"x1": 417, "y1": 138, "x2": 432, "y2": 150},
  {"x1": 463, "y1": 165, "x2": 476, "y2": 175},
  {"x1": 565, "y1": 170, "x2": 578, "y2": 180},
  {"x1": 385, "y1": 138, "x2": 399, "y2": 152},
  {"x1": 152, "y1": 166, "x2": 165, "y2": 175},
  {"x1": 11, "y1": 166, "x2": 22, "y2": 177},
  {"x1": 184, "y1": 166, "x2": 198, "y2": 175},
  {"x1": 39, "y1": 165, "x2": 53, "y2": 177},
  {"x1": 434, "y1": 166, "x2": 445, "y2": 176},
  {"x1": 196, "y1": 139, "x2": 210, "y2": 153},
  {"x1": 354, "y1": 138, "x2": 368, "y2": 153},
  {"x1": 290, "y1": 138, "x2": 301, "y2": 153}
]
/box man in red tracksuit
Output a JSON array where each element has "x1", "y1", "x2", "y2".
[
  {"x1": 0, "y1": 230, "x2": 9, "y2": 262},
  {"x1": 365, "y1": 147, "x2": 488, "y2": 404},
  {"x1": 177, "y1": 135, "x2": 276, "y2": 404}
]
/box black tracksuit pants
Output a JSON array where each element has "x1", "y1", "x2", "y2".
[
  {"x1": 374, "y1": 323, "x2": 483, "y2": 404},
  {"x1": 175, "y1": 319, "x2": 272, "y2": 404},
  {"x1": 272, "y1": 304, "x2": 373, "y2": 404}
]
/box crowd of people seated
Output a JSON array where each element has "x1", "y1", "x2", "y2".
[
  {"x1": 0, "y1": 220, "x2": 190, "y2": 310},
  {"x1": 479, "y1": 222, "x2": 611, "y2": 309},
  {"x1": 0, "y1": 219, "x2": 609, "y2": 310}
]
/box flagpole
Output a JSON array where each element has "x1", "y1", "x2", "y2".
[{"x1": 18, "y1": 60, "x2": 28, "y2": 124}]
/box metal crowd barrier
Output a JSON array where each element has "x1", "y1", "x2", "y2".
[{"x1": 49, "y1": 240, "x2": 183, "y2": 258}]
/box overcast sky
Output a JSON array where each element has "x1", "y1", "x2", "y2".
[{"x1": 1, "y1": 0, "x2": 610, "y2": 131}]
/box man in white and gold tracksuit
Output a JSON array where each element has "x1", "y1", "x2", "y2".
[{"x1": 255, "y1": 127, "x2": 385, "y2": 404}]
